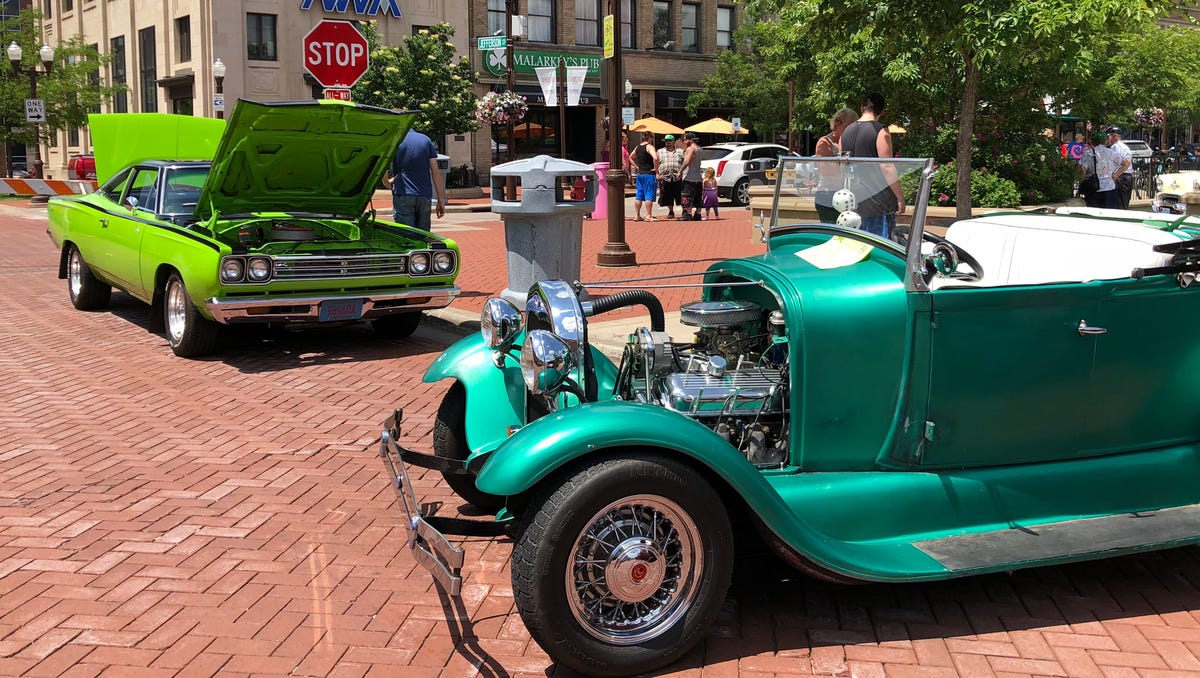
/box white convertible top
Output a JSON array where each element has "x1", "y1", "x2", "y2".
[{"x1": 942, "y1": 211, "x2": 1187, "y2": 287}]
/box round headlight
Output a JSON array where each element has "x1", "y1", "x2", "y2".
[
  {"x1": 247, "y1": 257, "x2": 272, "y2": 282},
  {"x1": 220, "y1": 258, "x2": 244, "y2": 283},
  {"x1": 481, "y1": 297, "x2": 523, "y2": 351},
  {"x1": 410, "y1": 252, "x2": 430, "y2": 275},
  {"x1": 1192, "y1": 178, "x2": 1200, "y2": 192},
  {"x1": 433, "y1": 251, "x2": 454, "y2": 273},
  {"x1": 521, "y1": 330, "x2": 574, "y2": 394}
]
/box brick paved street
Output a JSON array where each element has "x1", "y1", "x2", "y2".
[{"x1": 4, "y1": 202, "x2": 1200, "y2": 677}]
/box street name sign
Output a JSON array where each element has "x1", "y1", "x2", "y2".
[{"x1": 478, "y1": 36, "x2": 507, "y2": 51}]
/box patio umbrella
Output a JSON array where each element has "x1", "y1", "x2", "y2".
[
  {"x1": 887, "y1": 124, "x2": 907, "y2": 134},
  {"x1": 684, "y1": 116, "x2": 750, "y2": 135},
  {"x1": 627, "y1": 115, "x2": 685, "y2": 136},
  {"x1": 512, "y1": 121, "x2": 554, "y2": 139}
]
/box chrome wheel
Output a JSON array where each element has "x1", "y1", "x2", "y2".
[
  {"x1": 567, "y1": 494, "x2": 700, "y2": 644},
  {"x1": 165, "y1": 278, "x2": 188, "y2": 344},
  {"x1": 68, "y1": 248, "x2": 83, "y2": 299}
]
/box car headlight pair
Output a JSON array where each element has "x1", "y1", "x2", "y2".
[
  {"x1": 409, "y1": 250, "x2": 456, "y2": 276},
  {"x1": 219, "y1": 256, "x2": 272, "y2": 283},
  {"x1": 480, "y1": 296, "x2": 573, "y2": 395}
]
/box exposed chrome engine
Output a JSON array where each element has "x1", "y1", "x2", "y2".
[{"x1": 615, "y1": 300, "x2": 791, "y2": 467}]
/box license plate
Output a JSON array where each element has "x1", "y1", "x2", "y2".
[{"x1": 318, "y1": 299, "x2": 363, "y2": 322}]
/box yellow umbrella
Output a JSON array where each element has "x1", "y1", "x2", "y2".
[
  {"x1": 627, "y1": 116, "x2": 685, "y2": 136},
  {"x1": 887, "y1": 123, "x2": 907, "y2": 134},
  {"x1": 684, "y1": 116, "x2": 750, "y2": 135}
]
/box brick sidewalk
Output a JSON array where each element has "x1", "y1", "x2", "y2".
[{"x1": 4, "y1": 208, "x2": 1200, "y2": 677}]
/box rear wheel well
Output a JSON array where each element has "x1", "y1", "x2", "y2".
[{"x1": 148, "y1": 265, "x2": 178, "y2": 332}]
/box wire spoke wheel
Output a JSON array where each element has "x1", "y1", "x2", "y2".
[{"x1": 568, "y1": 495, "x2": 700, "y2": 644}]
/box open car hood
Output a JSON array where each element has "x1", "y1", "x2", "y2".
[
  {"x1": 88, "y1": 113, "x2": 226, "y2": 184},
  {"x1": 196, "y1": 100, "x2": 417, "y2": 220}
]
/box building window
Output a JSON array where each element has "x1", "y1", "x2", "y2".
[
  {"x1": 575, "y1": 0, "x2": 599, "y2": 46},
  {"x1": 412, "y1": 24, "x2": 433, "y2": 36},
  {"x1": 175, "y1": 17, "x2": 191, "y2": 62},
  {"x1": 488, "y1": 0, "x2": 505, "y2": 37},
  {"x1": 68, "y1": 128, "x2": 79, "y2": 147},
  {"x1": 716, "y1": 6, "x2": 733, "y2": 50},
  {"x1": 682, "y1": 3, "x2": 699, "y2": 53},
  {"x1": 652, "y1": 1, "x2": 671, "y2": 50},
  {"x1": 88, "y1": 43, "x2": 101, "y2": 113},
  {"x1": 110, "y1": 36, "x2": 127, "y2": 113},
  {"x1": 138, "y1": 27, "x2": 157, "y2": 112},
  {"x1": 1, "y1": 0, "x2": 19, "y2": 19},
  {"x1": 621, "y1": 0, "x2": 633, "y2": 48},
  {"x1": 41, "y1": 0, "x2": 50, "y2": 19},
  {"x1": 63, "y1": 0, "x2": 72, "y2": 12},
  {"x1": 528, "y1": 0, "x2": 554, "y2": 43},
  {"x1": 247, "y1": 13, "x2": 277, "y2": 61}
]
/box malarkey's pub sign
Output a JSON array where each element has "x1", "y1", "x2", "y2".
[{"x1": 484, "y1": 50, "x2": 602, "y2": 78}]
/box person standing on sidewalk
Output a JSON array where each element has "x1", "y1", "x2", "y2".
[
  {"x1": 1105, "y1": 126, "x2": 1134, "y2": 210},
  {"x1": 839, "y1": 93, "x2": 905, "y2": 238},
  {"x1": 632, "y1": 132, "x2": 659, "y2": 221},
  {"x1": 657, "y1": 135, "x2": 684, "y2": 218},
  {"x1": 679, "y1": 132, "x2": 704, "y2": 221},
  {"x1": 388, "y1": 129, "x2": 446, "y2": 231}
]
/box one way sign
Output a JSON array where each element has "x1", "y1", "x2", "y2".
[{"x1": 24, "y1": 99, "x2": 45, "y2": 123}]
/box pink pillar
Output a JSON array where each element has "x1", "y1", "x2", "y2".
[{"x1": 591, "y1": 162, "x2": 609, "y2": 220}]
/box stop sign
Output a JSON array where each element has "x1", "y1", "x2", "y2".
[{"x1": 303, "y1": 20, "x2": 370, "y2": 89}]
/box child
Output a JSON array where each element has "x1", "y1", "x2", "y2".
[{"x1": 701, "y1": 167, "x2": 720, "y2": 220}]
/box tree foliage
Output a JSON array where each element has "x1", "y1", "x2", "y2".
[
  {"x1": 0, "y1": 10, "x2": 121, "y2": 150},
  {"x1": 351, "y1": 22, "x2": 479, "y2": 143}
]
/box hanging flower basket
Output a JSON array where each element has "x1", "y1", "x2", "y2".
[
  {"x1": 475, "y1": 91, "x2": 528, "y2": 127},
  {"x1": 1134, "y1": 107, "x2": 1165, "y2": 127}
]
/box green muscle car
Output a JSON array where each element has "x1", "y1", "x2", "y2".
[
  {"x1": 381, "y1": 155, "x2": 1200, "y2": 676},
  {"x1": 47, "y1": 100, "x2": 459, "y2": 357}
]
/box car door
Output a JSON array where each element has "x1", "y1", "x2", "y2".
[
  {"x1": 920, "y1": 283, "x2": 1102, "y2": 468},
  {"x1": 101, "y1": 166, "x2": 160, "y2": 296},
  {"x1": 1085, "y1": 275, "x2": 1200, "y2": 452}
]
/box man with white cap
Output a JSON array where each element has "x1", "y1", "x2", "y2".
[{"x1": 1105, "y1": 126, "x2": 1134, "y2": 209}]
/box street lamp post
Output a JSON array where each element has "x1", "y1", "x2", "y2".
[
  {"x1": 213, "y1": 58, "x2": 226, "y2": 120},
  {"x1": 7, "y1": 41, "x2": 55, "y2": 180},
  {"x1": 597, "y1": 0, "x2": 636, "y2": 267}
]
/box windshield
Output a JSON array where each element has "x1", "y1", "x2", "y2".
[
  {"x1": 700, "y1": 148, "x2": 735, "y2": 161},
  {"x1": 162, "y1": 166, "x2": 210, "y2": 216}
]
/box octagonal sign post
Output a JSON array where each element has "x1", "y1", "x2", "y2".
[{"x1": 303, "y1": 19, "x2": 370, "y2": 90}]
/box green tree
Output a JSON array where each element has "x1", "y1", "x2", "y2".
[
  {"x1": 351, "y1": 22, "x2": 478, "y2": 143},
  {"x1": 1, "y1": 10, "x2": 121, "y2": 162},
  {"x1": 806, "y1": 0, "x2": 1180, "y2": 216}
]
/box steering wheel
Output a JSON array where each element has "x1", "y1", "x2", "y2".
[{"x1": 891, "y1": 226, "x2": 985, "y2": 282}]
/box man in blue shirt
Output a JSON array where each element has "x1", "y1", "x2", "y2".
[{"x1": 388, "y1": 129, "x2": 446, "y2": 231}]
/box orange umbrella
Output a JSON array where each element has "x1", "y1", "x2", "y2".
[
  {"x1": 512, "y1": 121, "x2": 554, "y2": 138},
  {"x1": 684, "y1": 116, "x2": 750, "y2": 135},
  {"x1": 627, "y1": 116, "x2": 685, "y2": 136}
]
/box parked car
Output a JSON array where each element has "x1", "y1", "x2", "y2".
[
  {"x1": 1123, "y1": 138, "x2": 1153, "y2": 159},
  {"x1": 1153, "y1": 169, "x2": 1200, "y2": 215},
  {"x1": 9, "y1": 162, "x2": 30, "y2": 179},
  {"x1": 47, "y1": 100, "x2": 460, "y2": 358},
  {"x1": 381, "y1": 154, "x2": 1200, "y2": 676},
  {"x1": 698, "y1": 141, "x2": 789, "y2": 206},
  {"x1": 67, "y1": 153, "x2": 96, "y2": 180}
]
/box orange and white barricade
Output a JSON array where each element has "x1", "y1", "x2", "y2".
[{"x1": 0, "y1": 178, "x2": 97, "y2": 196}]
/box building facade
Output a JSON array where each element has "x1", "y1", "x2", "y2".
[{"x1": 32, "y1": 0, "x2": 735, "y2": 179}]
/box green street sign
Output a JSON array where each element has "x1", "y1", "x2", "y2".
[{"x1": 478, "y1": 36, "x2": 507, "y2": 51}]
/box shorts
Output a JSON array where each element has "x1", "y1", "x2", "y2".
[
  {"x1": 635, "y1": 174, "x2": 657, "y2": 201},
  {"x1": 682, "y1": 181, "x2": 702, "y2": 210},
  {"x1": 658, "y1": 179, "x2": 682, "y2": 207},
  {"x1": 859, "y1": 212, "x2": 896, "y2": 239}
]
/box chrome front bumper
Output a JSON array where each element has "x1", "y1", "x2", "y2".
[
  {"x1": 204, "y1": 285, "x2": 460, "y2": 324},
  {"x1": 379, "y1": 410, "x2": 467, "y2": 596}
]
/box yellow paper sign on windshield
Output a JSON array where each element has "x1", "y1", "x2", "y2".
[{"x1": 796, "y1": 236, "x2": 874, "y2": 269}]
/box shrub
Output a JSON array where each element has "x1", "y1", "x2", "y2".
[{"x1": 904, "y1": 163, "x2": 1020, "y2": 208}]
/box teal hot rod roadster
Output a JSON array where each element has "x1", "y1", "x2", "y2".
[{"x1": 381, "y1": 155, "x2": 1200, "y2": 676}]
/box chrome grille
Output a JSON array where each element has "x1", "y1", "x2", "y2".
[{"x1": 272, "y1": 253, "x2": 408, "y2": 280}]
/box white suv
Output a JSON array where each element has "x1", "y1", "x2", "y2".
[{"x1": 698, "y1": 142, "x2": 789, "y2": 206}]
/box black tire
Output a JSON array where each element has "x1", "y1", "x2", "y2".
[
  {"x1": 372, "y1": 312, "x2": 421, "y2": 339},
  {"x1": 163, "y1": 272, "x2": 219, "y2": 358},
  {"x1": 434, "y1": 382, "x2": 505, "y2": 511},
  {"x1": 732, "y1": 178, "x2": 751, "y2": 206},
  {"x1": 512, "y1": 454, "x2": 733, "y2": 677},
  {"x1": 66, "y1": 245, "x2": 111, "y2": 311}
]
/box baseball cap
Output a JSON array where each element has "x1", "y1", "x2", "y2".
[
  {"x1": 684, "y1": 132, "x2": 698, "y2": 140},
  {"x1": 1104, "y1": 126, "x2": 1122, "y2": 135},
  {"x1": 663, "y1": 134, "x2": 675, "y2": 141}
]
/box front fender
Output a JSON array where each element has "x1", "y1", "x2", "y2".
[
  {"x1": 422, "y1": 333, "x2": 620, "y2": 455},
  {"x1": 475, "y1": 400, "x2": 791, "y2": 511}
]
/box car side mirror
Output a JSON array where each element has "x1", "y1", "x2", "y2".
[{"x1": 125, "y1": 196, "x2": 139, "y2": 211}]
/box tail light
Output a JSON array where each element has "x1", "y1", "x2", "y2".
[{"x1": 716, "y1": 160, "x2": 728, "y2": 177}]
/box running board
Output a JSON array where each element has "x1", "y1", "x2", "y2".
[{"x1": 915, "y1": 503, "x2": 1200, "y2": 571}]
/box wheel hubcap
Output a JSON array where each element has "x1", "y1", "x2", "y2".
[
  {"x1": 567, "y1": 494, "x2": 701, "y2": 645},
  {"x1": 68, "y1": 250, "x2": 82, "y2": 298},
  {"x1": 166, "y1": 281, "x2": 187, "y2": 342}
]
